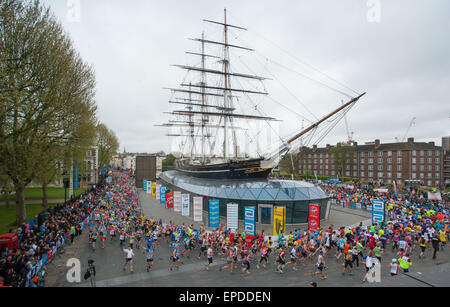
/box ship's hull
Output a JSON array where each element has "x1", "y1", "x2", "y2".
[{"x1": 176, "y1": 158, "x2": 272, "y2": 180}]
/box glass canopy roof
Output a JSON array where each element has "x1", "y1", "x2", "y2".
[{"x1": 160, "y1": 171, "x2": 328, "y2": 201}]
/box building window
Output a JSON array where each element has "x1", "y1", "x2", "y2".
[
  {"x1": 428, "y1": 165, "x2": 432, "y2": 171},
  {"x1": 428, "y1": 173, "x2": 432, "y2": 179},
  {"x1": 412, "y1": 165, "x2": 416, "y2": 171},
  {"x1": 377, "y1": 172, "x2": 383, "y2": 178},
  {"x1": 436, "y1": 158, "x2": 440, "y2": 163},
  {"x1": 436, "y1": 165, "x2": 440, "y2": 171},
  {"x1": 397, "y1": 173, "x2": 402, "y2": 179},
  {"x1": 377, "y1": 165, "x2": 383, "y2": 171},
  {"x1": 387, "y1": 165, "x2": 392, "y2": 171},
  {"x1": 361, "y1": 165, "x2": 364, "y2": 170},
  {"x1": 412, "y1": 173, "x2": 416, "y2": 179},
  {"x1": 412, "y1": 150, "x2": 416, "y2": 156},
  {"x1": 427, "y1": 180, "x2": 432, "y2": 186},
  {"x1": 397, "y1": 158, "x2": 402, "y2": 164},
  {"x1": 378, "y1": 151, "x2": 383, "y2": 157},
  {"x1": 368, "y1": 158, "x2": 373, "y2": 164},
  {"x1": 368, "y1": 165, "x2": 374, "y2": 170},
  {"x1": 377, "y1": 158, "x2": 383, "y2": 163},
  {"x1": 420, "y1": 158, "x2": 424, "y2": 164},
  {"x1": 420, "y1": 150, "x2": 424, "y2": 156},
  {"x1": 397, "y1": 151, "x2": 402, "y2": 156},
  {"x1": 387, "y1": 158, "x2": 392, "y2": 164},
  {"x1": 427, "y1": 158, "x2": 432, "y2": 163},
  {"x1": 388, "y1": 151, "x2": 392, "y2": 156},
  {"x1": 436, "y1": 151, "x2": 440, "y2": 156},
  {"x1": 387, "y1": 172, "x2": 392, "y2": 178},
  {"x1": 346, "y1": 171, "x2": 350, "y2": 176},
  {"x1": 436, "y1": 173, "x2": 440, "y2": 179},
  {"x1": 420, "y1": 173, "x2": 424, "y2": 179},
  {"x1": 420, "y1": 165, "x2": 424, "y2": 171},
  {"x1": 412, "y1": 158, "x2": 416, "y2": 164},
  {"x1": 368, "y1": 172, "x2": 373, "y2": 178},
  {"x1": 361, "y1": 171, "x2": 365, "y2": 177},
  {"x1": 368, "y1": 152, "x2": 373, "y2": 157},
  {"x1": 360, "y1": 158, "x2": 365, "y2": 164},
  {"x1": 428, "y1": 150, "x2": 432, "y2": 156}
]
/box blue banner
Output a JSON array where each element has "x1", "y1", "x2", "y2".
[
  {"x1": 160, "y1": 186, "x2": 167, "y2": 204},
  {"x1": 143, "y1": 179, "x2": 147, "y2": 192},
  {"x1": 244, "y1": 206, "x2": 256, "y2": 236},
  {"x1": 73, "y1": 160, "x2": 79, "y2": 190},
  {"x1": 209, "y1": 199, "x2": 220, "y2": 228},
  {"x1": 372, "y1": 200, "x2": 385, "y2": 224}
]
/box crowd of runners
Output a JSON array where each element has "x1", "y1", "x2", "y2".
[{"x1": 85, "y1": 172, "x2": 448, "y2": 284}]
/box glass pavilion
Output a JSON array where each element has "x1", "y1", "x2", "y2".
[{"x1": 160, "y1": 170, "x2": 329, "y2": 224}]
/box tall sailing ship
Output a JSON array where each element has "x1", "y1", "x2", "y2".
[{"x1": 158, "y1": 9, "x2": 365, "y2": 180}]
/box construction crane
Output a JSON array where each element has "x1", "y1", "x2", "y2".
[
  {"x1": 395, "y1": 117, "x2": 416, "y2": 142},
  {"x1": 342, "y1": 100, "x2": 354, "y2": 144}
]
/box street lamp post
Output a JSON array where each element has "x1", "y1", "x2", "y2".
[{"x1": 62, "y1": 171, "x2": 69, "y2": 204}]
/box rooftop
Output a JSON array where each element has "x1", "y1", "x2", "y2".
[{"x1": 160, "y1": 170, "x2": 328, "y2": 201}]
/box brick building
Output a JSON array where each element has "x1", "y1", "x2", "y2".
[
  {"x1": 443, "y1": 136, "x2": 450, "y2": 185},
  {"x1": 298, "y1": 138, "x2": 444, "y2": 187}
]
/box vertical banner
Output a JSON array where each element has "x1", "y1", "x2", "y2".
[
  {"x1": 181, "y1": 194, "x2": 190, "y2": 217},
  {"x1": 69, "y1": 165, "x2": 74, "y2": 198},
  {"x1": 160, "y1": 186, "x2": 167, "y2": 204},
  {"x1": 146, "y1": 181, "x2": 152, "y2": 194},
  {"x1": 174, "y1": 191, "x2": 182, "y2": 212},
  {"x1": 244, "y1": 206, "x2": 256, "y2": 236},
  {"x1": 209, "y1": 199, "x2": 220, "y2": 228},
  {"x1": 193, "y1": 197, "x2": 203, "y2": 222},
  {"x1": 308, "y1": 204, "x2": 320, "y2": 231},
  {"x1": 226, "y1": 203, "x2": 239, "y2": 232},
  {"x1": 155, "y1": 184, "x2": 161, "y2": 199},
  {"x1": 166, "y1": 191, "x2": 174, "y2": 209},
  {"x1": 143, "y1": 179, "x2": 147, "y2": 192},
  {"x1": 372, "y1": 200, "x2": 385, "y2": 224},
  {"x1": 273, "y1": 206, "x2": 286, "y2": 236},
  {"x1": 73, "y1": 160, "x2": 79, "y2": 190},
  {"x1": 151, "y1": 182, "x2": 156, "y2": 196}
]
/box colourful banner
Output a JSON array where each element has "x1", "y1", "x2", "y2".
[
  {"x1": 181, "y1": 194, "x2": 190, "y2": 216},
  {"x1": 155, "y1": 183, "x2": 161, "y2": 199},
  {"x1": 227, "y1": 203, "x2": 239, "y2": 232},
  {"x1": 160, "y1": 186, "x2": 167, "y2": 204},
  {"x1": 308, "y1": 204, "x2": 320, "y2": 231},
  {"x1": 244, "y1": 206, "x2": 256, "y2": 236},
  {"x1": 143, "y1": 179, "x2": 147, "y2": 192},
  {"x1": 209, "y1": 199, "x2": 220, "y2": 228},
  {"x1": 151, "y1": 182, "x2": 156, "y2": 196},
  {"x1": 273, "y1": 206, "x2": 286, "y2": 236},
  {"x1": 193, "y1": 197, "x2": 203, "y2": 222},
  {"x1": 174, "y1": 191, "x2": 182, "y2": 212},
  {"x1": 73, "y1": 160, "x2": 79, "y2": 190},
  {"x1": 166, "y1": 191, "x2": 174, "y2": 209},
  {"x1": 372, "y1": 200, "x2": 385, "y2": 224},
  {"x1": 146, "y1": 180, "x2": 152, "y2": 194}
]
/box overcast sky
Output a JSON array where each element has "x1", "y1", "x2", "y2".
[{"x1": 41, "y1": 0, "x2": 449, "y2": 154}]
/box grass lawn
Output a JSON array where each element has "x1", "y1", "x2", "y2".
[
  {"x1": 0, "y1": 203, "x2": 57, "y2": 235},
  {"x1": 0, "y1": 187, "x2": 86, "y2": 202}
]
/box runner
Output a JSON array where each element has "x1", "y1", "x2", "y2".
[{"x1": 123, "y1": 246, "x2": 135, "y2": 273}]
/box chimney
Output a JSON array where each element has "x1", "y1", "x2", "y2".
[
  {"x1": 374, "y1": 139, "x2": 380, "y2": 147},
  {"x1": 313, "y1": 145, "x2": 317, "y2": 151},
  {"x1": 428, "y1": 141, "x2": 435, "y2": 146},
  {"x1": 407, "y1": 137, "x2": 414, "y2": 144},
  {"x1": 353, "y1": 141, "x2": 358, "y2": 146},
  {"x1": 326, "y1": 144, "x2": 330, "y2": 149}
]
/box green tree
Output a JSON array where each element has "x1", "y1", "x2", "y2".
[
  {"x1": 96, "y1": 123, "x2": 119, "y2": 178},
  {"x1": 330, "y1": 142, "x2": 355, "y2": 177},
  {"x1": 0, "y1": 0, "x2": 97, "y2": 224}
]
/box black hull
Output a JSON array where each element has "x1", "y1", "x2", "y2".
[{"x1": 176, "y1": 166, "x2": 272, "y2": 180}]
